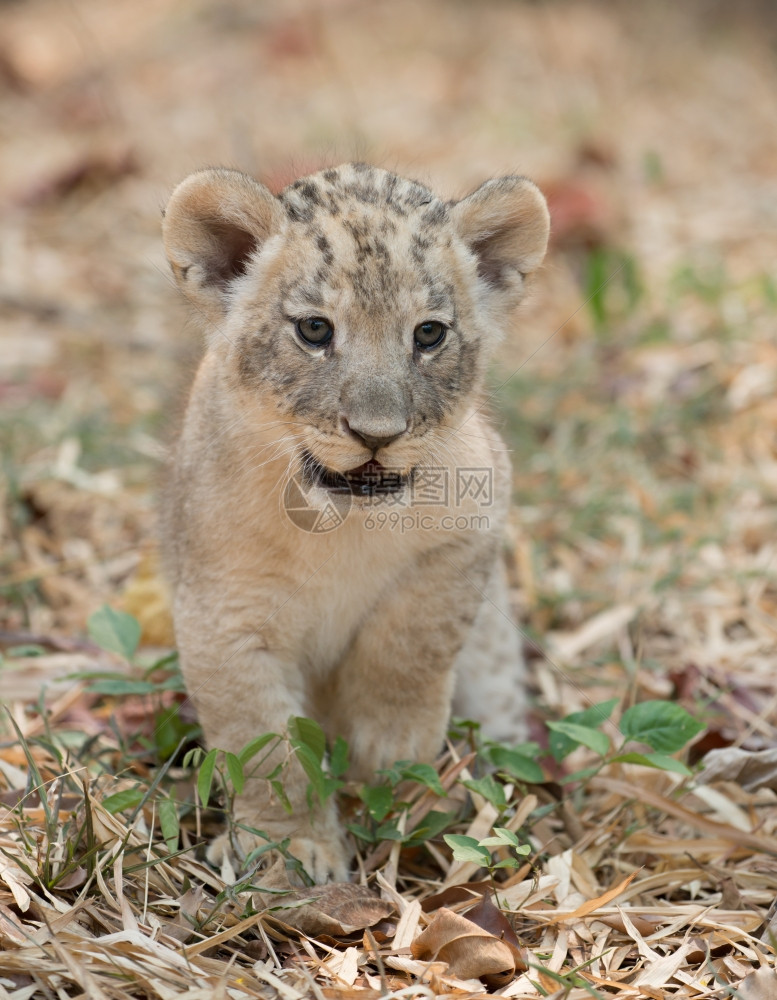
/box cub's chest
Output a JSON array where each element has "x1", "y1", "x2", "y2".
[{"x1": 293, "y1": 519, "x2": 431, "y2": 671}]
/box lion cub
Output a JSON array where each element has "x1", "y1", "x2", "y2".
[{"x1": 162, "y1": 163, "x2": 549, "y2": 882}]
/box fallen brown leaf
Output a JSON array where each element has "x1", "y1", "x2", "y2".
[
  {"x1": 55, "y1": 867, "x2": 87, "y2": 891},
  {"x1": 411, "y1": 905, "x2": 519, "y2": 988},
  {"x1": 597, "y1": 914, "x2": 662, "y2": 937},
  {"x1": 736, "y1": 967, "x2": 777, "y2": 999},
  {"x1": 550, "y1": 870, "x2": 640, "y2": 923},
  {"x1": 421, "y1": 880, "x2": 491, "y2": 912},
  {"x1": 464, "y1": 893, "x2": 528, "y2": 985},
  {"x1": 271, "y1": 883, "x2": 395, "y2": 937},
  {"x1": 698, "y1": 746, "x2": 777, "y2": 792},
  {"x1": 464, "y1": 894, "x2": 524, "y2": 961}
]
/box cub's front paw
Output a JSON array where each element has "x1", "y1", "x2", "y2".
[
  {"x1": 206, "y1": 826, "x2": 265, "y2": 872},
  {"x1": 286, "y1": 835, "x2": 350, "y2": 884},
  {"x1": 206, "y1": 825, "x2": 350, "y2": 884}
]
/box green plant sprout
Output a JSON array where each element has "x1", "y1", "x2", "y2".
[
  {"x1": 444, "y1": 826, "x2": 531, "y2": 878},
  {"x1": 185, "y1": 716, "x2": 347, "y2": 883},
  {"x1": 77, "y1": 604, "x2": 199, "y2": 761},
  {"x1": 546, "y1": 697, "x2": 705, "y2": 782}
]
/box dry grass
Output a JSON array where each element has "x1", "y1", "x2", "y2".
[
  {"x1": 1, "y1": 703, "x2": 776, "y2": 997},
  {"x1": 2, "y1": 0, "x2": 777, "y2": 995}
]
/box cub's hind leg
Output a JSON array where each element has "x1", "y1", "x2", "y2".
[{"x1": 452, "y1": 560, "x2": 529, "y2": 743}]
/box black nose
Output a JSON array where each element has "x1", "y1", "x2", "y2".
[{"x1": 342, "y1": 418, "x2": 407, "y2": 452}]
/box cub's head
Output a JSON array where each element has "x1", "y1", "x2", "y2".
[{"x1": 163, "y1": 163, "x2": 548, "y2": 500}]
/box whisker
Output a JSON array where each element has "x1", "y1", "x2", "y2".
[
  {"x1": 229, "y1": 434, "x2": 303, "y2": 480},
  {"x1": 235, "y1": 442, "x2": 302, "y2": 479},
  {"x1": 271, "y1": 448, "x2": 305, "y2": 498},
  {"x1": 197, "y1": 414, "x2": 310, "y2": 453}
]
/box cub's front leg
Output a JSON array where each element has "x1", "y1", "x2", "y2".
[
  {"x1": 175, "y1": 599, "x2": 349, "y2": 883},
  {"x1": 325, "y1": 543, "x2": 495, "y2": 780}
]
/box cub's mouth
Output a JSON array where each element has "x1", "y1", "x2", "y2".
[{"x1": 302, "y1": 451, "x2": 412, "y2": 497}]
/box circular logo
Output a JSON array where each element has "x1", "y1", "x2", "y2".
[{"x1": 282, "y1": 469, "x2": 352, "y2": 533}]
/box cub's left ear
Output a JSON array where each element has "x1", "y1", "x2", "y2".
[{"x1": 451, "y1": 176, "x2": 550, "y2": 302}]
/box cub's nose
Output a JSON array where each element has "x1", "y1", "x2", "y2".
[{"x1": 342, "y1": 417, "x2": 408, "y2": 453}]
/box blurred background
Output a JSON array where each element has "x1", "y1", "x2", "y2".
[{"x1": 2, "y1": 0, "x2": 777, "y2": 734}]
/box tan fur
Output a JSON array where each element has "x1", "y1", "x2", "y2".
[{"x1": 162, "y1": 163, "x2": 549, "y2": 882}]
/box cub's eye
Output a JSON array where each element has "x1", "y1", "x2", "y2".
[
  {"x1": 414, "y1": 320, "x2": 447, "y2": 351},
  {"x1": 296, "y1": 317, "x2": 333, "y2": 347}
]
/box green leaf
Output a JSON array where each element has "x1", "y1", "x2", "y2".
[
  {"x1": 33, "y1": 736, "x2": 63, "y2": 768},
  {"x1": 448, "y1": 716, "x2": 482, "y2": 739},
  {"x1": 270, "y1": 779, "x2": 293, "y2": 814},
  {"x1": 0, "y1": 847, "x2": 36, "y2": 882},
  {"x1": 235, "y1": 821, "x2": 274, "y2": 841},
  {"x1": 154, "y1": 705, "x2": 199, "y2": 761},
  {"x1": 443, "y1": 834, "x2": 491, "y2": 866},
  {"x1": 288, "y1": 717, "x2": 326, "y2": 763},
  {"x1": 546, "y1": 721, "x2": 610, "y2": 757},
  {"x1": 182, "y1": 747, "x2": 205, "y2": 769},
  {"x1": 400, "y1": 763, "x2": 445, "y2": 797},
  {"x1": 528, "y1": 964, "x2": 593, "y2": 995},
  {"x1": 293, "y1": 740, "x2": 327, "y2": 804},
  {"x1": 492, "y1": 857, "x2": 520, "y2": 869},
  {"x1": 4, "y1": 712, "x2": 53, "y2": 831},
  {"x1": 144, "y1": 651, "x2": 180, "y2": 674},
  {"x1": 66, "y1": 669, "x2": 132, "y2": 681},
  {"x1": 643, "y1": 752, "x2": 693, "y2": 775},
  {"x1": 375, "y1": 820, "x2": 404, "y2": 841},
  {"x1": 361, "y1": 784, "x2": 394, "y2": 822},
  {"x1": 480, "y1": 826, "x2": 522, "y2": 849},
  {"x1": 486, "y1": 746, "x2": 545, "y2": 783},
  {"x1": 102, "y1": 787, "x2": 145, "y2": 814},
  {"x1": 159, "y1": 797, "x2": 179, "y2": 853},
  {"x1": 376, "y1": 763, "x2": 404, "y2": 788},
  {"x1": 86, "y1": 678, "x2": 157, "y2": 696},
  {"x1": 463, "y1": 775, "x2": 506, "y2": 809},
  {"x1": 88, "y1": 605, "x2": 141, "y2": 661},
  {"x1": 330, "y1": 736, "x2": 349, "y2": 778},
  {"x1": 155, "y1": 675, "x2": 189, "y2": 692},
  {"x1": 559, "y1": 765, "x2": 602, "y2": 784},
  {"x1": 197, "y1": 749, "x2": 219, "y2": 808},
  {"x1": 549, "y1": 699, "x2": 619, "y2": 762},
  {"x1": 619, "y1": 701, "x2": 705, "y2": 753},
  {"x1": 226, "y1": 752, "x2": 245, "y2": 794},
  {"x1": 152, "y1": 707, "x2": 180, "y2": 761},
  {"x1": 245, "y1": 841, "x2": 280, "y2": 866},
  {"x1": 346, "y1": 823, "x2": 376, "y2": 844},
  {"x1": 6, "y1": 644, "x2": 46, "y2": 657},
  {"x1": 611, "y1": 751, "x2": 692, "y2": 776},
  {"x1": 406, "y1": 810, "x2": 456, "y2": 846},
  {"x1": 321, "y1": 775, "x2": 344, "y2": 801},
  {"x1": 238, "y1": 732, "x2": 277, "y2": 766}
]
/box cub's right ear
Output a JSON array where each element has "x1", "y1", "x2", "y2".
[{"x1": 162, "y1": 168, "x2": 284, "y2": 320}]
